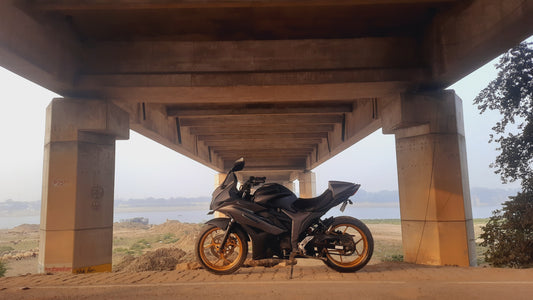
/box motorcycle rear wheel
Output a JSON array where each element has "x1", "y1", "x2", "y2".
[
  {"x1": 323, "y1": 216, "x2": 373, "y2": 272},
  {"x1": 195, "y1": 224, "x2": 248, "y2": 275}
]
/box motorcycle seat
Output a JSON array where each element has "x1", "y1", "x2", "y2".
[{"x1": 292, "y1": 190, "x2": 334, "y2": 212}]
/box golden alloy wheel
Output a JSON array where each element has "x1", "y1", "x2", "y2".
[
  {"x1": 325, "y1": 223, "x2": 370, "y2": 268},
  {"x1": 198, "y1": 227, "x2": 245, "y2": 273}
]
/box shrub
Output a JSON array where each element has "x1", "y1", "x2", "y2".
[
  {"x1": 159, "y1": 233, "x2": 179, "y2": 244},
  {"x1": 383, "y1": 254, "x2": 404, "y2": 262},
  {"x1": 479, "y1": 189, "x2": 533, "y2": 267},
  {"x1": 0, "y1": 246, "x2": 14, "y2": 255},
  {"x1": 0, "y1": 260, "x2": 7, "y2": 277}
]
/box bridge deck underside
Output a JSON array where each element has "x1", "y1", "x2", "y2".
[{"x1": 1, "y1": 0, "x2": 532, "y2": 172}]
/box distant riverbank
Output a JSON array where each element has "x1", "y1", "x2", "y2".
[{"x1": 0, "y1": 204, "x2": 502, "y2": 229}]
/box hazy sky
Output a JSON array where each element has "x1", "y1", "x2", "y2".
[{"x1": 0, "y1": 47, "x2": 525, "y2": 202}]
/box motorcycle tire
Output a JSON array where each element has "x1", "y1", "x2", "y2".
[
  {"x1": 323, "y1": 216, "x2": 373, "y2": 273},
  {"x1": 195, "y1": 224, "x2": 248, "y2": 275}
]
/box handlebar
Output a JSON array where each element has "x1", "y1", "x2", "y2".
[
  {"x1": 239, "y1": 176, "x2": 266, "y2": 200},
  {"x1": 248, "y1": 176, "x2": 266, "y2": 186}
]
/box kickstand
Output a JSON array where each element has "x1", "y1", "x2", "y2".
[{"x1": 288, "y1": 251, "x2": 296, "y2": 279}]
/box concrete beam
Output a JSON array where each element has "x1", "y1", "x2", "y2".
[
  {"x1": 197, "y1": 132, "x2": 329, "y2": 141},
  {"x1": 203, "y1": 139, "x2": 323, "y2": 148},
  {"x1": 215, "y1": 149, "x2": 312, "y2": 156},
  {"x1": 112, "y1": 101, "x2": 225, "y2": 171},
  {"x1": 188, "y1": 124, "x2": 335, "y2": 135},
  {"x1": 33, "y1": 0, "x2": 461, "y2": 11},
  {"x1": 167, "y1": 102, "x2": 353, "y2": 117},
  {"x1": 79, "y1": 68, "x2": 424, "y2": 88},
  {"x1": 225, "y1": 157, "x2": 307, "y2": 169},
  {"x1": 0, "y1": 1, "x2": 81, "y2": 94},
  {"x1": 81, "y1": 37, "x2": 421, "y2": 74},
  {"x1": 95, "y1": 82, "x2": 408, "y2": 104},
  {"x1": 426, "y1": 0, "x2": 533, "y2": 88},
  {"x1": 179, "y1": 114, "x2": 343, "y2": 127},
  {"x1": 211, "y1": 144, "x2": 317, "y2": 151},
  {"x1": 237, "y1": 170, "x2": 298, "y2": 184},
  {"x1": 309, "y1": 98, "x2": 382, "y2": 169}
]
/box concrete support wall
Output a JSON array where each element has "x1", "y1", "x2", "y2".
[
  {"x1": 281, "y1": 181, "x2": 296, "y2": 193},
  {"x1": 39, "y1": 98, "x2": 129, "y2": 273},
  {"x1": 214, "y1": 173, "x2": 227, "y2": 218},
  {"x1": 383, "y1": 90, "x2": 476, "y2": 266},
  {"x1": 214, "y1": 173, "x2": 226, "y2": 187},
  {"x1": 299, "y1": 171, "x2": 316, "y2": 198}
]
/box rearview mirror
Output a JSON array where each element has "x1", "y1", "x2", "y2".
[{"x1": 231, "y1": 157, "x2": 245, "y2": 172}]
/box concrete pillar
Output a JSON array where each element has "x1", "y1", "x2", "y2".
[
  {"x1": 214, "y1": 172, "x2": 226, "y2": 187},
  {"x1": 39, "y1": 98, "x2": 129, "y2": 273},
  {"x1": 214, "y1": 173, "x2": 227, "y2": 218},
  {"x1": 382, "y1": 90, "x2": 476, "y2": 266},
  {"x1": 281, "y1": 181, "x2": 296, "y2": 193},
  {"x1": 298, "y1": 171, "x2": 316, "y2": 198}
]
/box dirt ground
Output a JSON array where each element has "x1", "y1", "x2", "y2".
[
  {"x1": 3, "y1": 220, "x2": 529, "y2": 299},
  {"x1": 1, "y1": 221, "x2": 405, "y2": 276},
  {"x1": 1, "y1": 262, "x2": 533, "y2": 299}
]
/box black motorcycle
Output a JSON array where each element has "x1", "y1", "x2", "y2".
[{"x1": 195, "y1": 158, "x2": 373, "y2": 275}]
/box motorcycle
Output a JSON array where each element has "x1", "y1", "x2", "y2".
[{"x1": 195, "y1": 158, "x2": 373, "y2": 275}]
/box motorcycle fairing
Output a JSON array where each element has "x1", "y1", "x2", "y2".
[
  {"x1": 210, "y1": 173, "x2": 239, "y2": 210},
  {"x1": 240, "y1": 225, "x2": 286, "y2": 260},
  {"x1": 282, "y1": 209, "x2": 324, "y2": 250},
  {"x1": 253, "y1": 183, "x2": 298, "y2": 212},
  {"x1": 205, "y1": 217, "x2": 286, "y2": 260},
  {"x1": 217, "y1": 201, "x2": 287, "y2": 235},
  {"x1": 329, "y1": 181, "x2": 360, "y2": 200}
]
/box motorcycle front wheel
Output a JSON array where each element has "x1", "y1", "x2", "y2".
[
  {"x1": 195, "y1": 224, "x2": 248, "y2": 275},
  {"x1": 323, "y1": 216, "x2": 373, "y2": 272}
]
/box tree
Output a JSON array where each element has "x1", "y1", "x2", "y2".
[
  {"x1": 479, "y1": 190, "x2": 533, "y2": 267},
  {"x1": 474, "y1": 41, "x2": 533, "y2": 191},
  {"x1": 474, "y1": 41, "x2": 533, "y2": 267}
]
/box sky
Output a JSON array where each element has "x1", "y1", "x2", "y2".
[{"x1": 0, "y1": 44, "x2": 526, "y2": 203}]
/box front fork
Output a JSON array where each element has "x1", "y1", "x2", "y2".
[{"x1": 218, "y1": 218, "x2": 235, "y2": 254}]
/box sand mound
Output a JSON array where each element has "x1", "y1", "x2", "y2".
[
  {"x1": 149, "y1": 220, "x2": 202, "y2": 234},
  {"x1": 115, "y1": 247, "x2": 188, "y2": 272},
  {"x1": 113, "y1": 222, "x2": 151, "y2": 231},
  {"x1": 149, "y1": 221, "x2": 202, "y2": 252},
  {"x1": 10, "y1": 224, "x2": 39, "y2": 233}
]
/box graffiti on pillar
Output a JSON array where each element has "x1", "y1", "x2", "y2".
[
  {"x1": 91, "y1": 184, "x2": 104, "y2": 210},
  {"x1": 53, "y1": 179, "x2": 68, "y2": 187},
  {"x1": 74, "y1": 266, "x2": 96, "y2": 274}
]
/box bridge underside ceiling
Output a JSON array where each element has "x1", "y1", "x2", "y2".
[{"x1": 1, "y1": 0, "x2": 532, "y2": 172}]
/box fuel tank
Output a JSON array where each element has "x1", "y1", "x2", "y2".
[{"x1": 253, "y1": 183, "x2": 297, "y2": 211}]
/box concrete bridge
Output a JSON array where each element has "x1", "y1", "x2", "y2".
[{"x1": 0, "y1": 0, "x2": 531, "y2": 273}]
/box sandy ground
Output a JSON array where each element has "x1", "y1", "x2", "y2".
[
  {"x1": 2, "y1": 222, "x2": 405, "y2": 276},
  {"x1": 3, "y1": 221, "x2": 528, "y2": 299},
  {"x1": 1, "y1": 262, "x2": 533, "y2": 299}
]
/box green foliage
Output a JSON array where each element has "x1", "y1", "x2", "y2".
[
  {"x1": 0, "y1": 246, "x2": 15, "y2": 255},
  {"x1": 130, "y1": 239, "x2": 151, "y2": 253},
  {"x1": 0, "y1": 260, "x2": 7, "y2": 277},
  {"x1": 159, "y1": 233, "x2": 179, "y2": 244},
  {"x1": 383, "y1": 254, "x2": 404, "y2": 262},
  {"x1": 474, "y1": 42, "x2": 533, "y2": 191},
  {"x1": 479, "y1": 190, "x2": 533, "y2": 268},
  {"x1": 362, "y1": 219, "x2": 402, "y2": 225},
  {"x1": 475, "y1": 41, "x2": 533, "y2": 267},
  {"x1": 113, "y1": 247, "x2": 135, "y2": 256}
]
